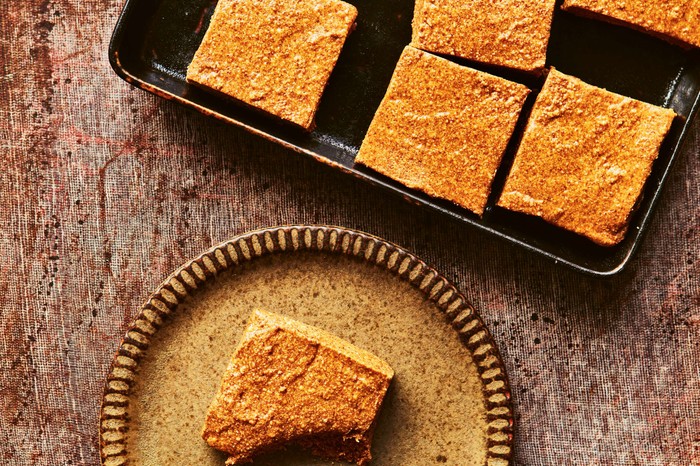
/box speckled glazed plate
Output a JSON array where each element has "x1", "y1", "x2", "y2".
[{"x1": 99, "y1": 226, "x2": 513, "y2": 466}]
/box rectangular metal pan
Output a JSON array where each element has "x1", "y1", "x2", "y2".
[{"x1": 109, "y1": 0, "x2": 700, "y2": 276}]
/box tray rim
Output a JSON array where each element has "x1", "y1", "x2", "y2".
[
  {"x1": 98, "y1": 225, "x2": 515, "y2": 465},
  {"x1": 107, "y1": 0, "x2": 700, "y2": 277}
]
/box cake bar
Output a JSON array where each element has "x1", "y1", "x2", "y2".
[
  {"x1": 498, "y1": 69, "x2": 676, "y2": 246},
  {"x1": 187, "y1": 0, "x2": 357, "y2": 130},
  {"x1": 411, "y1": 0, "x2": 557, "y2": 72},
  {"x1": 562, "y1": 0, "x2": 700, "y2": 49},
  {"x1": 202, "y1": 310, "x2": 394, "y2": 465},
  {"x1": 356, "y1": 46, "x2": 530, "y2": 216}
]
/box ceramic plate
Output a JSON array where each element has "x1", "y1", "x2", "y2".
[{"x1": 99, "y1": 226, "x2": 513, "y2": 466}]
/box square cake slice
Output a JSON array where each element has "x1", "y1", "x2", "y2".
[
  {"x1": 498, "y1": 69, "x2": 676, "y2": 247},
  {"x1": 411, "y1": 0, "x2": 557, "y2": 72},
  {"x1": 202, "y1": 310, "x2": 394, "y2": 465},
  {"x1": 186, "y1": 0, "x2": 357, "y2": 130},
  {"x1": 355, "y1": 46, "x2": 530, "y2": 216},
  {"x1": 562, "y1": 0, "x2": 700, "y2": 49}
]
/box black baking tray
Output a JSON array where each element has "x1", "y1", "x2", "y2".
[{"x1": 109, "y1": 0, "x2": 700, "y2": 276}]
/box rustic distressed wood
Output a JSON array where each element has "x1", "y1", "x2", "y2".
[{"x1": 0, "y1": 0, "x2": 698, "y2": 465}]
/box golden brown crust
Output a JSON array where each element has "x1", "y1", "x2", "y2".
[
  {"x1": 562, "y1": 0, "x2": 700, "y2": 49},
  {"x1": 202, "y1": 310, "x2": 393, "y2": 465},
  {"x1": 498, "y1": 69, "x2": 676, "y2": 247},
  {"x1": 355, "y1": 46, "x2": 530, "y2": 216},
  {"x1": 186, "y1": 0, "x2": 357, "y2": 130},
  {"x1": 411, "y1": 0, "x2": 557, "y2": 72}
]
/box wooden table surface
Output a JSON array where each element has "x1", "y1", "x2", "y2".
[{"x1": 1, "y1": 1, "x2": 699, "y2": 465}]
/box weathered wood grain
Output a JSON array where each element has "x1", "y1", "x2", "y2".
[{"x1": 0, "y1": 0, "x2": 698, "y2": 465}]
